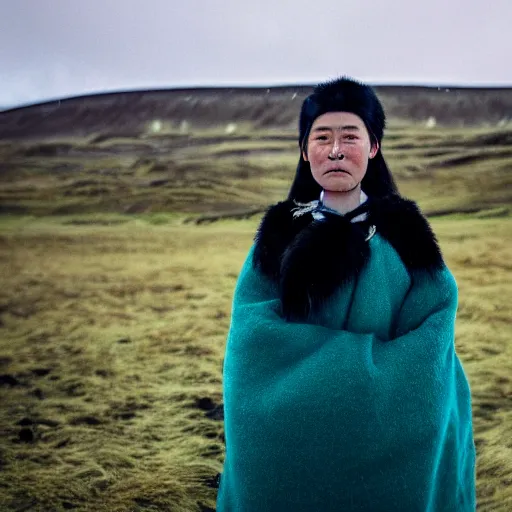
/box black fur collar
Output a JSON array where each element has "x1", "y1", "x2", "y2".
[{"x1": 253, "y1": 194, "x2": 443, "y2": 321}]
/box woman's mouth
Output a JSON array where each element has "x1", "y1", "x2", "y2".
[{"x1": 325, "y1": 169, "x2": 349, "y2": 174}]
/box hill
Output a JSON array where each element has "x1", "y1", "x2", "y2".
[
  {"x1": 0, "y1": 85, "x2": 511, "y2": 140},
  {"x1": 0, "y1": 85, "x2": 510, "y2": 219}
]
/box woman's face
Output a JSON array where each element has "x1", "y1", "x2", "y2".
[{"x1": 303, "y1": 111, "x2": 378, "y2": 193}]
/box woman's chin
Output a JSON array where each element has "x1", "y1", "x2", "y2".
[
  {"x1": 321, "y1": 182, "x2": 358, "y2": 194},
  {"x1": 320, "y1": 175, "x2": 355, "y2": 188}
]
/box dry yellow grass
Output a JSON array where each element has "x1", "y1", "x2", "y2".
[
  {"x1": 0, "y1": 211, "x2": 510, "y2": 511},
  {"x1": 1, "y1": 125, "x2": 510, "y2": 217},
  {"x1": 0, "y1": 120, "x2": 511, "y2": 510}
]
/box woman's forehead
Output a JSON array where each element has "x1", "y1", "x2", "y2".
[
  {"x1": 313, "y1": 112, "x2": 365, "y2": 127},
  {"x1": 310, "y1": 112, "x2": 366, "y2": 132}
]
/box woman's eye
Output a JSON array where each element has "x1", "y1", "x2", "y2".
[
  {"x1": 345, "y1": 135, "x2": 357, "y2": 140},
  {"x1": 315, "y1": 136, "x2": 328, "y2": 141}
]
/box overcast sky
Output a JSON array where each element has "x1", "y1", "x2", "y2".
[{"x1": 1, "y1": 0, "x2": 511, "y2": 108}]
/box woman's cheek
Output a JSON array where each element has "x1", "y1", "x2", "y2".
[{"x1": 345, "y1": 147, "x2": 367, "y2": 166}]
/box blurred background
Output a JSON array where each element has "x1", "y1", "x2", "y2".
[{"x1": 0, "y1": 1, "x2": 511, "y2": 511}]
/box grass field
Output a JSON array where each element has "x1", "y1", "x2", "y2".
[
  {"x1": 1, "y1": 124, "x2": 511, "y2": 217},
  {"x1": 0, "y1": 123, "x2": 511, "y2": 511}
]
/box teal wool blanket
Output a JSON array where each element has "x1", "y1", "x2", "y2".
[{"x1": 216, "y1": 234, "x2": 476, "y2": 511}]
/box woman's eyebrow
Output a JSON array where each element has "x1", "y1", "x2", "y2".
[{"x1": 312, "y1": 125, "x2": 361, "y2": 132}]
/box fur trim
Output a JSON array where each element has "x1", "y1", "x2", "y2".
[
  {"x1": 253, "y1": 194, "x2": 444, "y2": 321},
  {"x1": 253, "y1": 200, "x2": 310, "y2": 281},
  {"x1": 280, "y1": 214, "x2": 370, "y2": 321},
  {"x1": 369, "y1": 195, "x2": 443, "y2": 274}
]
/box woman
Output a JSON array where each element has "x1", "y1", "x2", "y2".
[{"x1": 216, "y1": 77, "x2": 476, "y2": 511}]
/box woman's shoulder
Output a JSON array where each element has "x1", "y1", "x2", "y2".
[
  {"x1": 369, "y1": 194, "x2": 445, "y2": 275},
  {"x1": 252, "y1": 199, "x2": 313, "y2": 281},
  {"x1": 253, "y1": 194, "x2": 446, "y2": 277},
  {"x1": 246, "y1": 194, "x2": 453, "y2": 321}
]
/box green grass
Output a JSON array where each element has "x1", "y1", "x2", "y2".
[
  {"x1": 0, "y1": 213, "x2": 511, "y2": 510},
  {"x1": 0, "y1": 123, "x2": 511, "y2": 510},
  {"x1": 1, "y1": 125, "x2": 510, "y2": 217}
]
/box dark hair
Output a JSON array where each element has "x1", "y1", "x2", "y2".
[{"x1": 288, "y1": 76, "x2": 398, "y2": 203}]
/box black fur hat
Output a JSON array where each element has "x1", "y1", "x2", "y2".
[{"x1": 288, "y1": 76, "x2": 398, "y2": 203}]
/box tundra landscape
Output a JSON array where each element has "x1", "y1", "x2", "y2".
[{"x1": 0, "y1": 86, "x2": 511, "y2": 511}]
